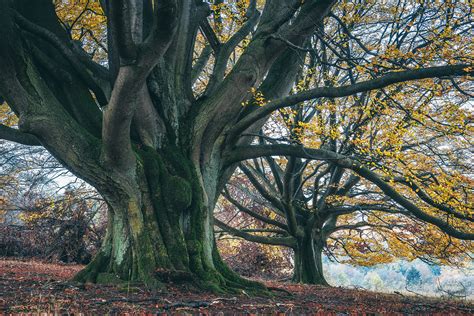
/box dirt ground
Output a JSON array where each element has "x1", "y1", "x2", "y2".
[{"x1": 1, "y1": 258, "x2": 472, "y2": 315}]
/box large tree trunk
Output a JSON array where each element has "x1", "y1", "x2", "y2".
[
  {"x1": 73, "y1": 145, "x2": 261, "y2": 291},
  {"x1": 292, "y1": 233, "x2": 328, "y2": 286}
]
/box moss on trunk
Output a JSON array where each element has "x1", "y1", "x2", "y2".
[{"x1": 74, "y1": 145, "x2": 266, "y2": 293}]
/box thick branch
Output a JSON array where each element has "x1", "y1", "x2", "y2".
[
  {"x1": 0, "y1": 124, "x2": 41, "y2": 146},
  {"x1": 206, "y1": 0, "x2": 260, "y2": 93},
  {"x1": 14, "y1": 12, "x2": 109, "y2": 105},
  {"x1": 281, "y1": 157, "x2": 301, "y2": 235},
  {"x1": 102, "y1": 0, "x2": 178, "y2": 170},
  {"x1": 109, "y1": 0, "x2": 138, "y2": 61},
  {"x1": 138, "y1": 1, "x2": 178, "y2": 68},
  {"x1": 228, "y1": 64, "x2": 474, "y2": 140},
  {"x1": 191, "y1": 0, "x2": 328, "y2": 157},
  {"x1": 191, "y1": 44, "x2": 212, "y2": 85},
  {"x1": 199, "y1": 19, "x2": 220, "y2": 52},
  {"x1": 226, "y1": 145, "x2": 341, "y2": 166},
  {"x1": 322, "y1": 205, "x2": 408, "y2": 217}
]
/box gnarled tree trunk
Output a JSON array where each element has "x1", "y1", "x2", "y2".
[
  {"x1": 0, "y1": 0, "x2": 271, "y2": 291},
  {"x1": 72, "y1": 145, "x2": 263, "y2": 290}
]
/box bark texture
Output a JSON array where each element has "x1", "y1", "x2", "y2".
[
  {"x1": 293, "y1": 235, "x2": 328, "y2": 285},
  {"x1": 74, "y1": 146, "x2": 259, "y2": 290}
]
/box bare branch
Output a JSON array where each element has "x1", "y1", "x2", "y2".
[
  {"x1": 199, "y1": 19, "x2": 220, "y2": 52},
  {"x1": 214, "y1": 218, "x2": 296, "y2": 247},
  {"x1": 225, "y1": 144, "x2": 474, "y2": 240},
  {"x1": 223, "y1": 190, "x2": 288, "y2": 230},
  {"x1": 228, "y1": 64, "x2": 474, "y2": 141}
]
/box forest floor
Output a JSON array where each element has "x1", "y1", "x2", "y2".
[{"x1": 1, "y1": 258, "x2": 473, "y2": 315}]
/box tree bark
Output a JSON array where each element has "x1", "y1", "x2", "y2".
[
  {"x1": 71, "y1": 145, "x2": 263, "y2": 291},
  {"x1": 292, "y1": 233, "x2": 328, "y2": 286}
]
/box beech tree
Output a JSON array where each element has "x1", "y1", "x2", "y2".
[
  {"x1": 216, "y1": 10, "x2": 474, "y2": 283},
  {"x1": 219, "y1": 142, "x2": 472, "y2": 285},
  {"x1": 0, "y1": 0, "x2": 472, "y2": 290}
]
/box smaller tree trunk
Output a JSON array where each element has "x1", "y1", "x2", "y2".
[{"x1": 292, "y1": 233, "x2": 328, "y2": 285}]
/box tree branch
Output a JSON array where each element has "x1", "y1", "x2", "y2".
[
  {"x1": 14, "y1": 12, "x2": 109, "y2": 105},
  {"x1": 199, "y1": 19, "x2": 220, "y2": 52},
  {"x1": 141, "y1": 0, "x2": 178, "y2": 68},
  {"x1": 224, "y1": 144, "x2": 474, "y2": 240},
  {"x1": 239, "y1": 163, "x2": 286, "y2": 213},
  {"x1": 214, "y1": 218, "x2": 296, "y2": 247},
  {"x1": 228, "y1": 64, "x2": 474, "y2": 141},
  {"x1": 329, "y1": 222, "x2": 401, "y2": 234},
  {"x1": 205, "y1": 0, "x2": 260, "y2": 94},
  {"x1": 102, "y1": 0, "x2": 178, "y2": 170},
  {"x1": 386, "y1": 176, "x2": 474, "y2": 222},
  {"x1": 0, "y1": 124, "x2": 41, "y2": 146},
  {"x1": 191, "y1": 44, "x2": 212, "y2": 85},
  {"x1": 223, "y1": 190, "x2": 288, "y2": 230},
  {"x1": 322, "y1": 205, "x2": 408, "y2": 217},
  {"x1": 109, "y1": 0, "x2": 138, "y2": 62}
]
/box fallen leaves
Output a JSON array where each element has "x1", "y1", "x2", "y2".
[{"x1": 1, "y1": 258, "x2": 473, "y2": 315}]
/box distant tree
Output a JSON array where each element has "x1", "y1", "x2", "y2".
[
  {"x1": 406, "y1": 266, "x2": 422, "y2": 286},
  {"x1": 366, "y1": 271, "x2": 384, "y2": 291},
  {"x1": 430, "y1": 265, "x2": 442, "y2": 277},
  {"x1": 216, "y1": 62, "x2": 473, "y2": 284}
]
